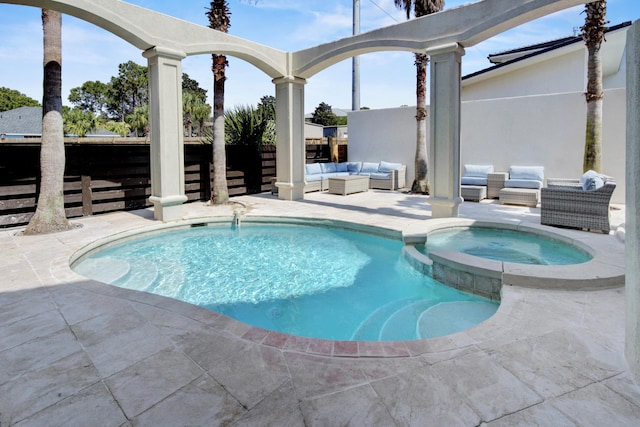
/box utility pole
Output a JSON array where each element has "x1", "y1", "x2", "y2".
[{"x1": 352, "y1": 0, "x2": 360, "y2": 111}]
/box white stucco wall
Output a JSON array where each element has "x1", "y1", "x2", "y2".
[
  {"x1": 348, "y1": 88, "x2": 626, "y2": 203},
  {"x1": 348, "y1": 106, "x2": 421, "y2": 183}
]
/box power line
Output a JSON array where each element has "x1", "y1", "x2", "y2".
[{"x1": 367, "y1": 0, "x2": 400, "y2": 23}]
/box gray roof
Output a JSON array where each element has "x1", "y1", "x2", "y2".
[
  {"x1": 0, "y1": 106, "x2": 42, "y2": 136},
  {"x1": 0, "y1": 106, "x2": 119, "y2": 138}
]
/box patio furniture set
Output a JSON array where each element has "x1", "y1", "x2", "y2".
[
  {"x1": 304, "y1": 161, "x2": 407, "y2": 194},
  {"x1": 461, "y1": 164, "x2": 616, "y2": 233}
]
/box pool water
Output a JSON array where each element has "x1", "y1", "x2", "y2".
[
  {"x1": 72, "y1": 223, "x2": 498, "y2": 341},
  {"x1": 419, "y1": 227, "x2": 591, "y2": 265}
]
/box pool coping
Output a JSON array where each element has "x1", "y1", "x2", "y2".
[{"x1": 64, "y1": 214, "x2": 625, "y2": 359}]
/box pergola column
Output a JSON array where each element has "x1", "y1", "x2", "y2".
[
  {"x1": 426, "y1": 43, "x2": 465, "y2": 218},
  {"x1": 273, "y1": 76, "x2": 307, "y2": 201},
  {"x1": 625, "y1": 20, "x2": 640, "y2": 383},
  {"x1": 143, "y1": 47, "x2": 188, "y2": 221}
]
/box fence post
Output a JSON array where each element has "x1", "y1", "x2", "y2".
[
  {"x1": 81, "y1": 175, "x2": 92, "y2": 216},
  {"x1": 329, "y1": 136, "x2": 339, "y2": 163}
]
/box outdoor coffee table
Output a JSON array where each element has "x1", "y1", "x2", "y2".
[{"x1": 328, "y1": 175, "x2": 369, "y2": 195}]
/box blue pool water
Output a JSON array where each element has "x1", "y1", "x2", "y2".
[
  {"x1": 420, "y1": 227, "x2": 591, "y2": 265},
  {"x1": 72, "y1": 223, "x2": 498, "y2": 341}
]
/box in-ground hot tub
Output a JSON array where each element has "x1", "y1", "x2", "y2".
[{"x1": 402, "y1": 219, "x2": 624, "y2": 298}]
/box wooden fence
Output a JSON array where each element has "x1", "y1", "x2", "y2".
[{"x1": 0, "y1": 140, "x2": 347, "y2": 228}]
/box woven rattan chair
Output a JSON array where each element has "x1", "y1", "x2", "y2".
[{"x1": 540, "y1": 178, "x2": 616, "y2": 233}]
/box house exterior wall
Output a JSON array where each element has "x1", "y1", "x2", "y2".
[
  {"x1": 461, "y1": 25, "x2": 629, "y2": 102},
  {"x1": 304, "y1": 122, "x2": 324, "y2": 139},
  {"x1": 462, "y1": 48, "x2": 586, "y2": 101},
  {"x1": 348, "y1": 88, "x2": 626, "y2": 204}
]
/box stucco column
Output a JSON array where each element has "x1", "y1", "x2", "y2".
[
  {"x1": 426, "y1": 43, "x2": 465, "y2": 218},
  {"x1": 273, "y1": 76, "x2": 306, "y2": 200},
  {"x1": 625, "y1": 20, "x2": 640, "y2": 383},
  {"x1": 143, "y1": 47, "x2": 188, "y2": 221}
]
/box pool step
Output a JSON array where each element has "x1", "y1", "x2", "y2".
[
  {"x1": 350, "y1": 298, "x2": 423, "y2": 341},
  {"x1": 73, "y1": 256, "x2": 130, "y2": 284},
  {"x1": 146, "y1": 260, "x2": 185, "y2": 298},
  {"x1": 113, "y1": 257, "x2": 159, "y2": 292},
  {"x1": 417, "y1": 300, "x2": 498, "y2": 339},
  {"x1": 378, "y1": 299, "x2": 437, "y2": 341}
]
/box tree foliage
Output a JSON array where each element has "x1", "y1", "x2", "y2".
[
  {"x1": 223, "y1": 105, "x2": 274, "y2": 146},
  {"x1": 183, "y1": 92, "x2": 211, "y2": 137},
  {"x1": 126, "y1": 105, "x2": 150, "y2": 137},
  {"x1": 63, "y1": 107, "x2": 101, "y2": 137},
  {"x1": 182, "y1": 73, "x2": 208, "y2": 103},
  {"x1": 104, "y1": 120, "x2": 131, "y2": 137},
  {"x1": 257, "y1": 95, "x2": 276, "y2": 121},
  {"x1": 311, "y1": 102, "x2": 339, "y2": 126},
  {"x1": 0, "y1": 87, "x2": 40, "y2": 112},
  {"x1": 68, "y1": 80, "x2": 109, "y2": 117},
  {"x1": 106, "y1": 61, "x2": 148, "y2": 121},
  {"x1": 65, "y1": 67, "x2": 209, "y2": 137}
]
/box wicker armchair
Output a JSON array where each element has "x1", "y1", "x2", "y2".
[{"x1": 540, "y1": 178, "x2": 616, "y2": 233}]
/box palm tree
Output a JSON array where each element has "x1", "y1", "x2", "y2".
[
  {"x1": 64, "y1": 108, "x2": 101, "y2": 137},
  {"x1": 182, "y1": 92, "x2": 211, "y2": 137},
  {"x1": 224, "y1": 105, "x2": 273, "y2": 147},
  {"x1": 104, "y1": 120, "x2": 131, "y2": 137},
  {"x1": 207, "y1": 0, "x2": 231, "y2": 204},
  {"x1": 125, "y1": 105, "x2": 149, "y2": 136},
  {"x1": 183, "y1": 92, "x2": 196, "y2": 137},
  {"x1": 581, "y1": 0, "x2": 607, "y2": 173},
  {"x1": 24, "y1": 9, "x2": 71, "y2": 235},
  {"x1": 394, "y1": 0, "x2": 445, "y2": 195},
  {"x1": 192, "y1": 99, "x2": 212, "y2": 137}
]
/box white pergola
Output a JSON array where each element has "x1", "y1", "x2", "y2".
[
  {"x1": 2, "y1": 0, "x2": 597, "y2": 220},
  {"x1": 8, "y1": 1, "x2": 639, "y2": 384}
]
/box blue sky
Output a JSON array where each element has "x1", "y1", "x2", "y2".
[{"x1": 1, "y1": 0, "x2": 638, "y2": 113}]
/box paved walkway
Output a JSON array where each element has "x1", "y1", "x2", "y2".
[{"x1": 1, "y1": 190, "x2": 637, "y2": 426}]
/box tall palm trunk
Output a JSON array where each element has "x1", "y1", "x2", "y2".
[
  {"x1": 582, "y1": 1, "x2": 607, "y2": 173},
  {"x1": 25, "y1": 9, "x2": 70, "y2": 235},
  {"x1": 212, "y1": 54, "x2": 229, "y2": 203},
  {"x1": 395, "y1": 0, "x2": 445, "y2": 195},
  {"x1": 413, "y1": 53, "x2": 429, "y2": 194},
  {"x1": 207, "y1": 1, "x2": 230, "y2": 204}
]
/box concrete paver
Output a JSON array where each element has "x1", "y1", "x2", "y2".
[{"x1": 0, "y1": 191, "x2": 637, "y2": 426}]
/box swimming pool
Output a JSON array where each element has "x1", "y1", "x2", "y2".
[{"x1": 72, "y1": 221, "x2": 498, "y2": 341}]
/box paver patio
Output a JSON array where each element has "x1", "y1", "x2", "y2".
[{"x1": 1, "y1": 190, "x2": 637, "y2": 426}]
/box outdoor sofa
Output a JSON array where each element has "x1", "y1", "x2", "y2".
[
  {"x1": 541, "y1": 171, "x2": 616, "y2": 234},
  {"x1": 499, "y1": 165, "x2": 545, "y2": 207},
  {"x1": 304, "y1": 161, "x2": 406, "y2": 192},
  {"x1": 460, "y1": 164, "x2": 494, "y2": 201}
]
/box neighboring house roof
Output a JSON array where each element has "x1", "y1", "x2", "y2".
[
  {"x1": 0, "y1": 106, "x2": 118, "y2": 138},
  {"x1": 463, "y1": 21, "x2": 632, "y2": 82},
  {"x1": 86, "y1": 128, "x2": 119, "y2": 137},
  {"x1": 0, "y1": 106, "x2": 42, "y2": 137}
]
